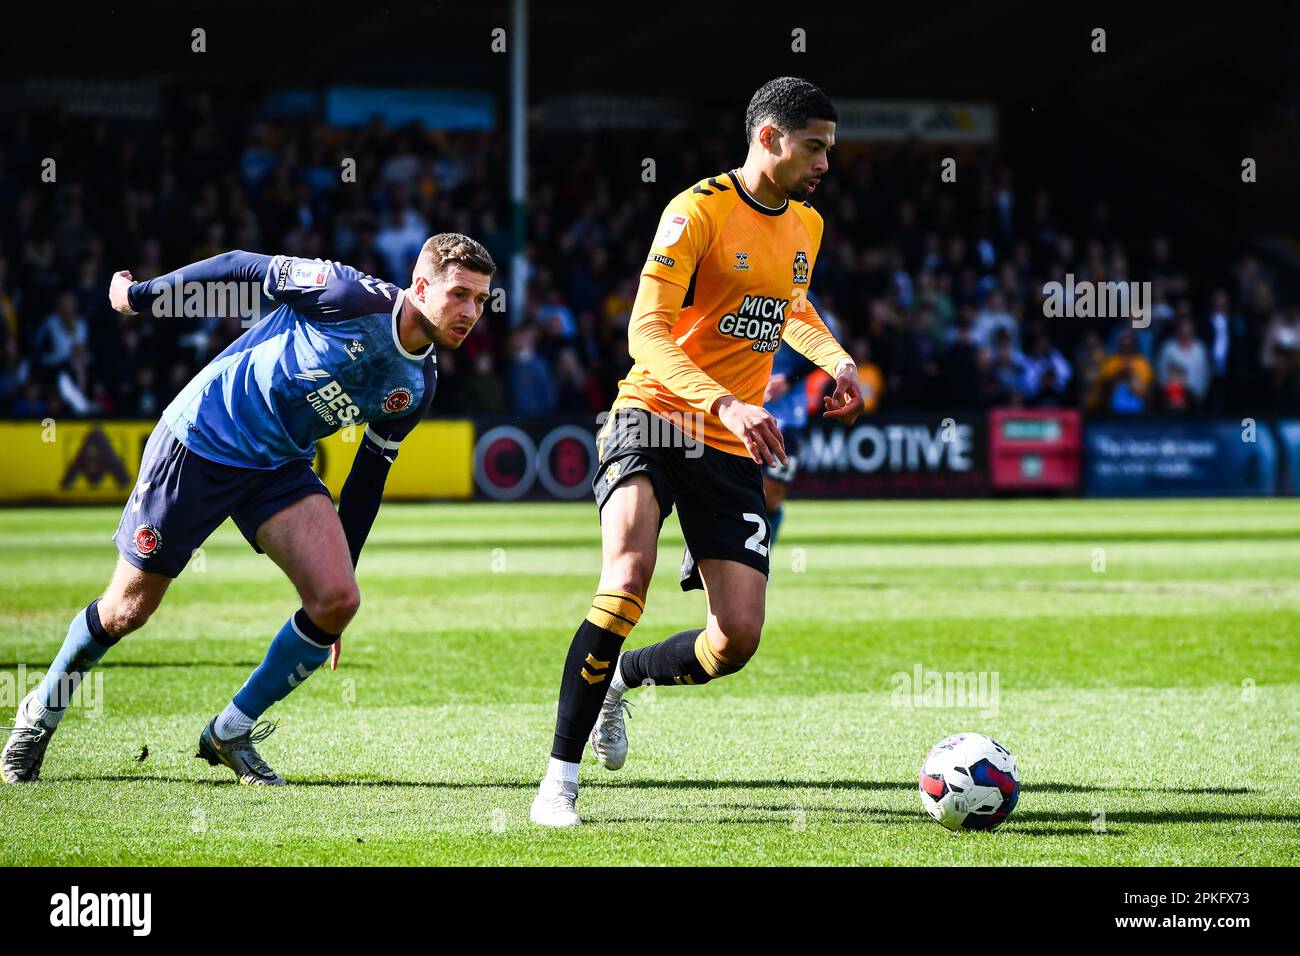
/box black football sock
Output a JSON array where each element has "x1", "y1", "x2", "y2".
[
  {"x1": 549, "y1": 590, "x2": 643, "y2": 763},
  {"x1": 619, "y1": 627, "x2": 745, "y2": 687}
]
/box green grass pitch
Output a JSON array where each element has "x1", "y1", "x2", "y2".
[{"x1": 1, "y1": 498, "x2": 1297, "y2": 865}]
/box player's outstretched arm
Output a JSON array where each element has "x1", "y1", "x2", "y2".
[{"x1": 112, "y1": 250, "x2": 272, "y2": 316}]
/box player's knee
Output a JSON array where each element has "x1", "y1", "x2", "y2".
[
  {"x1": 601, "y1": 556, "x2": 652, "y2": 602},
  {"x1": 710, "y1": 612, "x2": 764, "y2": 666},
  {"x1": 96, "y1": 593, "x2": 153, "y2": 638},
  {"x1": 306, "y1": 582, "x2": 361, "y2": 633}
]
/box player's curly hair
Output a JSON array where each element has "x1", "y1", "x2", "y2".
[
  {"x1": 744, "y1": 77, "x2": 838, "y2": 143},
  {"x1": 416, "y1": 233, "x2": 497, "y2": 278}
]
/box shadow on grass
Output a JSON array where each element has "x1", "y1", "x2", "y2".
[
  {"x1": 50, "y1": 775, "x2": 1260, "y2": 800},
  {"x1": 0, "y1": 661, "x2": 374, "y2": 671},
  {"x1": 614, "y1": 802, "x2": 1297, "y2": 829},
  {"x1": 1, "y1": 661, "x2": 263, "y2": 670}
]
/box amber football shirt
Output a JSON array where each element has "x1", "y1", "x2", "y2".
[{"x1": 614, "y1": 170, "x2": 851, "y2": 456}]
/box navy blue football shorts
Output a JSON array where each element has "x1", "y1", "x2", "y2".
[{"x1": 112, "y1": 421, "x2": 330, "y2": 578}]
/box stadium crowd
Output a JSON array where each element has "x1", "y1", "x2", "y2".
[{"x1": 1, "y1": 99, "x2": 1297, "y2": 421}]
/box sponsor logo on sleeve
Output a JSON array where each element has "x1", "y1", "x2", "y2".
[
  {"x1": 290, "y1": 261, "x2": 330, "y2": 289},
  {"x1": 648, "y1": 253, "x2": 676, "y2": 268},
  {"x1": 655, "y1": 214, "x2": 689, "y2": 248}
]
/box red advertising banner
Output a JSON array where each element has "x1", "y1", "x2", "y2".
[{"x1": 988, "y1": 409, "x2": 1081, "y2": 492}]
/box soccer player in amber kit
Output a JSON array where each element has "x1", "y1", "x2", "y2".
[{"x1": 531, "y1": 78, "x2": 865, "y2": 826}]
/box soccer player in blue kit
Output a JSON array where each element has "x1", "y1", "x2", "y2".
[{"x1": 2, "y1": 234, "x2": 495, "y2": 785}]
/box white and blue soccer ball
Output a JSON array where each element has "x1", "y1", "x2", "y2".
[{"x1": 919, "y1": 733, "x2": 1020, "y2": 831}]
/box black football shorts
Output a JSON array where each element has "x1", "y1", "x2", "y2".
[{"x1": 592, "y1": 408, "x2": 771, "y2": 591}]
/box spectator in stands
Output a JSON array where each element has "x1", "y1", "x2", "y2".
[
  {"x1": 1261, "y1": 306, "x2": 1300, "y2": 408},
  {"x1": 1206, "y1": 288, "x2": 1234, "y2": 407},
  {"x1": 0, "y1": 337, "x2": 27, "y2": 411},
  {"x1": 939, "y1": 312, "x2": 983, "y2": 406},
  {"x1": 1161, "y1": 362, "x2": 1190, "y2": 411},
  {"x1": 1157, "y1": 318, "x2": 1209, "y2": 407},
  {"x1": 375, "y1": 202, "x2": 428, "y2": 279},
  {"x1": 1099, "y1": 329, "x2": 1154, "y2": 411},
  {"x1": 0, "y1": 106, "x2": 1288, "y2": 424},
  {"x1": 1110, "y1": 367, "x2": 1148, "y2": 414},
  {"x1": 0, "y1": 257, "x2": 21, "y2": 350},
  {"x1": 536, "y1": 288, "x2": 578, "y2": 339},
  {"x1": 974, "y1": 288, "x2": 1018, "y2": 349},
  {"x1": 989, "y1": 328, "x2": 1026, "y2": 405},
  {"x1": 553, "y1": 347, "x2": 603, "y2": 414},
  {"x1": 1022, "y1": 331, "x2": 1071, "y2": 405},
  {"x1": 446, "y1": 350, "x2": 508, "y2": 415},
  {"x1": 506, "y1": 323, "x2": 556, "y2": 414},
  {"x1": 33, "y1": 292, "x2": 88, "y2": 382},
  {"x1": 1076, "y1": 329, "x2": 1108, "y2": 410},
  {"x1": 851, "y1": 337, "x2": 884, "y2": 413}
]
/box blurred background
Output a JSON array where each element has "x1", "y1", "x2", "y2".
[{"x1": 1, "y1": 0, "x2": 1297, "y2": 498}]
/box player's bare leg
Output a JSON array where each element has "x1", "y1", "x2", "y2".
[
  {"x1": 590, "y1": 558, "x2": 766, "y2": 787},
  {"x1": 2, "y1": 559, "x2": 169, "y2": 783},
  {"x1": 198, "y1": 493, "x2": 358, "y2": 785},
  {"x1": 531, "y1": 474, "x2": 659, "y2": 827},
  {"x1": 617, "y1": 557, "x2": 766, "y2": 695}
]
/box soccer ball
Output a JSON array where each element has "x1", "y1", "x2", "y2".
[{"x1": 919, "y1": 733, "x2": 1020, "y2": 831}]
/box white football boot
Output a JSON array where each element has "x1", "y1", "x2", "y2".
[
  {"x1": 530, "y1": 779, "x2": 581, "y2": 827},
  {"x1": 1, "y1": 692, "x2": 58, "y2": 783},
  {"x1": 589, "y1": 695, "x2": 632, "y2": 771}
]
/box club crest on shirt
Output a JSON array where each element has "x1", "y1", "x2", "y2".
[
  {"x1": 132, "y1": 523, "x2": 161, "y2": 558},
  {"x1": 793, "y1": 250, "x2": 809, "y2": 285},
  {"x1": 383, "y1": 386, "x2": 413, "y2": 414}
]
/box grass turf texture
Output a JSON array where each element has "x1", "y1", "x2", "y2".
[{"x1": 1, "y1": 498, "x2": 1297, "y2": 866}]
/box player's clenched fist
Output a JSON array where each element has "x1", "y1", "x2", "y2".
[
  {"x1": 714, "y1": 395, "x2": 787, "y2": 468},
  {"x1": 109, "y1": 270, "x2": 138, "y2": 315}
]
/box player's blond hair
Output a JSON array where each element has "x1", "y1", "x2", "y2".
[{"x1": 414, "y1": 233, "x2": 497, "y2": 280}]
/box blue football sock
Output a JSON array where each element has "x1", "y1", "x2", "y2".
[
  {"x1": 230, "y1": 609, "x2": 335, "y2": 722},
  {"x1": 33, "y1": 600, "x2": 118, "y2": 725},
  {"x1": 768, "y1": 506, "x2": 784, "y2": 547}
]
